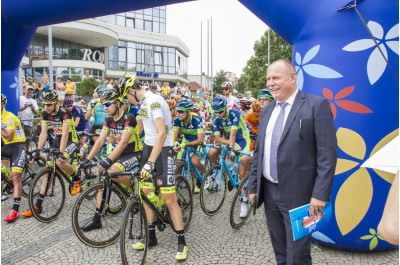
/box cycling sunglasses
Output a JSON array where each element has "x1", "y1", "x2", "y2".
[{"x1": 102, "y1": 102, "x2": 114, "y2": 107}]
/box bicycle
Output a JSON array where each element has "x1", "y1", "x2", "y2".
[
  {"x1": 175, "y1": 144, "x2": 213, "y2": 193},
  {"x1": 71, "y1": 161, "x2": 132, "y2": 248},
  {"x1": 120, "y1": 171, "x2": 193, "y2": 265},
  {"x1": 1, "y1": 149, "x2": 46, "y2": 198},
  {"x1": 27, "y1": 147, "x2": 98, "y2": 223},
  {"x1": 199, "y1": 144, "x2": 252, "y2": 216}
]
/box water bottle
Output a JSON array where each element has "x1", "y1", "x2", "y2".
[{"x1": 147, "y1": 192, "x2": 158, "y2": 206}]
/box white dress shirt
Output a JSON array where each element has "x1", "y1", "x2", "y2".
[{"x1": 263, "y1": 89, "x2": 299, "y2": 183}]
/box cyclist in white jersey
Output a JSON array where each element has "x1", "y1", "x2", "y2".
[
  {"x1": 121, "y1": 73, "x2": 188, "y2": 261},
  {"x1": 221, "y1": 82, "x2": 240, "y2": 110}
]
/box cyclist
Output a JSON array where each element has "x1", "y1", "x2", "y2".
[
  {"x1": 79, "y1": 89, "x2": 142, "y2": 231},
  {"x1": 122, "y1": 72, "x2": 188, "y2": 261},
  {"x1": 208, "y1": 95, "x2": 252, "y2": 217},
  {"x1": 172, "y1": 98, "x2": 206, "y2": 194},
  {"x1": 64, "y1": 96, "x2": 89, "y2": 141},
  {"x1": 21, "y1": 90, "x2": 81, "y2": 217},
  {"x1": 240, "y1": 98, "x2": 252, "y2": 115},
  {"x1": 258, "y1": 89, "x2": 274, "y2": 109},
  {"x1": 1, "y1": 94, "x2": 27, "y2": 222},
  {"x1": 245, "y1": 100, "x2": 262, "y2": 151},
  {"x1": 221, "y1": 82, "x2": 240, "y2": 110}
]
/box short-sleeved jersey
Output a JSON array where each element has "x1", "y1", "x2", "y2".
[
  {"x1": 213, "y1": 109, "x2": 249, "y2": 145},
  {"x1": 102, "y1": 111, "x2": 141, "y2": 154},
  {"x1": 245, "y1": 110, "x2": 260, "y2": 134},
  {"x1": 71, "y1": 105, "x2": 87, "y2": 131},
  {"x1": 226, "y1": 95, "x2": 240, "y2": 110},
  {"x1": 41, "y1": 107, "x2": 78, "y2": 143},
  {"x1": 91, "y1": 102, "x2": 107, "y2": 127},
  {"x1": 139, "y1": 91, "x2": 173, "y2": 147},
  {"x1": 173, "y1": 113, "x2": 204, "y2": 142},
  {"x1": 1, "y1": 109, "x2": 26, "y2": 144}
]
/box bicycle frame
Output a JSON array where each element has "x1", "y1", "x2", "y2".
[{"x1": 179, "y1": 144, "x2": 211, "y2": 184}]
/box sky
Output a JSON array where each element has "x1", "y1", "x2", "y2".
[{"x1": 166, "y1": 0, "x2": 268, "y2": 77}]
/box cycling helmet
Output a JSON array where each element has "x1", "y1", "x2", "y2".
[
  {"x1": 258, "y1": 89, "x2": 274, "y2": 100},
  {"x1": 251, "y1": 100, "x2": 261, "y2": 112},
  {"x1": 117, "y1": 73, "x2": 141, "y2": 96},
  {"x1": 42, "y1": 90, "x2": 59, "y2": 103},
  {"x1": 101, "y1": 89, "x2": 120, "y2": 102},
  {"x1": 174, "y1": 95, "x2": 181, "y2": 103},
  {"x1": 176, "y1": 98, "x2": 194, "y2": 111},
  {"x1": 149, "y1": 85, "x2": 158, "y2": 91},
  {"x1": 193, "y1": 104, "x2": 200, "y2": 112},
  {"x1": 167, "y1": 99, "x2": 176, "y2": 110},
  {"x1": 221, "y1": 82, "x2": 232, "y2": 90},
  {"x1": 63, "y1": 97, "x2": 74, "y2": 106},
  {"x1": 211, "y1": 95, "x2": 227, "y2": 112},
  {"x1": 1, "y1": 94, "x2": 7, "y2": 104},
  {"x1": 240, "y1": 98, "x2": 252, "y2": 107}
]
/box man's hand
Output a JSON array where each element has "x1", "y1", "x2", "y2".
[
  {"x1": 79, "y1": 159, "x2": 90, "y2": 169},
  {"x1": 141, "y1": 161, "x2": 155, "y2": 179},
  {"x1": 249, "y1": 194, "x2": 257, "y2": 205},
  {"x1": 98, "y1": 157, "x2": 112, "y2": 173},
  {"x1": 309, "y1": 197, "x2": 326, "y2": 217},
  {"x1": 229, "y1": 149, "x2": 236, "y2": 160}
]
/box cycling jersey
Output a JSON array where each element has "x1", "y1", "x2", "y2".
[
  {"x1": 41, "y1": 107, "x2": 78, "y2": 143},
  {"x1": 139, "y1": 91, "x2": 173, "y2": 147},
  {"x1": 245, "y1": 110, "x2": 260, "y2": 134},
  {"x1": 92, "y1": 102, "x2": 107, "y2": 128},
  {"x1": 70, "y1": 105, "x2": 87, "y2": 131},
  {"x1": 102, "y1": 111, "x2": 141, "y2": 154},
  {"x1": 1, "y1": 109, "x2": 26, "y2": 144},
  {"x1": 173, "y1": 113, "x2": 204, "y2": 143},
  {"x1": 213, "y1": 109, "x2": 250, "y2": 151},
  {"x1": 226, "y1": 95, "x2": 240, "y2": 110}
]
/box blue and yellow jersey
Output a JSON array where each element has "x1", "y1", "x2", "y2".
[{"x1": 173, "y1": 113, "x2": 204, "y2": 143}]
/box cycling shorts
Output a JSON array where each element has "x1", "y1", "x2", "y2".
[
  {"x1": 113, "y1": 151, "x2": 141, "y2": 172},
  {"x1": 52, "y1": 140, "x2": 78, "y2": 160},
  {"x1": 2, "y1": 143, "x2": 26, "y2": 173},
  {"x1": 141, "y1": 144, "x2": 175, "y2": 188}
]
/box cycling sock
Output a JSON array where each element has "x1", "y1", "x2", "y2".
[
  {"x1": 36, "y1": 194, "x2": 45, "y2": 208},
  {"x1": 242, "y1": 197, "x2": 248, "y2": 203},
  {"x1": 94, "y1": 208, "x2": 101, "y2": 221},
  {"x1": 176, "y1": 230, "x2": 186, "y2": 246},
  {"x1": 12, "y1": 198, "x2": 21, "y2": 212},
  {"x1": 149, "y1": 222, "x2": 156, "y2": 241}
]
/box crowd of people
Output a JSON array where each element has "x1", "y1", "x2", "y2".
[{"x1": 2, "y1": 59, "x2": 344, "y2": 264}]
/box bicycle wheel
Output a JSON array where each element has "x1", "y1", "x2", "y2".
[
  {"x1": 22, "y1": 157, "x2": 47, "y2": 198},
  {"x1": 175, "y1": 162, "x2": 196, "y2": 194},
  {"x1": 120, "y1": 197, "x2": 148, "y2": 265},
  {"x1": 171, "y1": 175, "x2": 193, "y2": 232},
  {"x1": 72, "y1": 182, "x2": 127, "y2": 248},
  {"x1": 230, "y1": 176, "x2": 253, "y2": 229},
  {"x1": 200, "y1": 164, "x2": 227, "y2": 216},
  {"x1": 28, "y1": 169, "x2": 66, "y2": 223}
]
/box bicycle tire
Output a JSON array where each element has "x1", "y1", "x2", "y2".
[
  {"x1": 120, "y1": 197, "x2": 148, "y2": 265},
  {"x1": 175, "y1": 162, "x2": 196, "y2": 194},
  {"x1": 22, "y1": 157, "x2": 47, "y2": 198},
  {"x1": 28, "y1": 169, "x2": 66, "y2": 223},
  {"x1": 229, "y1": 176, "x2": 253, "y2": 229},
  {"x1": 71, "y1": 182, "x2": 127, "y2": 248},
  {"x1": 199, "y1": 164, "x2": 227, "y2": 216},
  {"x1": 171, "y1": 175, "x2": 193, "y2": 232}
]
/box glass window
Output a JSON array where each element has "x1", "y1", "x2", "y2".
[
  {"x1": 153, "y1": 22, "x2": 160, "y2": 33},
  {"x1": 144, "y1": 8, "x2": 152, "y2": 16},
  {"x1": 160, "y1": 6, "x2": 166, "y2": 10},
  {"x1": 127, "y1": 48, "x2": 136, "y2": 63},
  {"x1": 127, "y1": 43, "x2": 136, "y2": 49},
  {"x1": 118, "y1": 41, "x2": 127, "y2": 47},
  {"x1": 153, "y1": 16, "x2": 159, "y2": 22},
  {"x1": 153, "y1": 8, "x2": 160, "y2": 17},
  {"x1": 163, "y1": 66, "x2": 168, "y2": 73},
  {"x1": 109, "y1": 61, "x2": 118, "y2": 69},
  {"x1": 144, "y1": 21, "x2": 152, "y2": 32},
  {"x1": 160, "y1": 10, "x2": 166, "y2": 18},
  {"x1": 118, "y1": 48, "x2": 127, "y2": 62},
  {"x1": 126, "y1": 18, "x2": 134, "y2": 28},
  {"x1": 71, "y1": 67, "x2": 83, "y2": 75},
  {"x1": 155, "y1": 46, "x2": 162, "y2": 52},
  {"x1": 155, "y1": 52, "x2": 162, "y2": 65},
  {"x1": 70, "y1": 43, "x2": 79, "y2": 60},
  {"x1": 168, "y1": 67, "x2": 175, "y2": 74},
  {"x1": 118, "y1": 62, "x2": 127, "y2": 70},
  {"x1": 116, "y1": 16, "x2": 125, "y2": 26},
  {"x1": 137, "y1": 50, "x2": 144, "y2": 63},
  {"x1": 135, "y1": 9, "x2": 143, "y2": 14},
  {"x1": 160, "y1": 23, "x2": 166, "y2": 34},
  {"x1": 135, "y1": 13, "x2": 143, "y2": 19},
  {"x1": 168, "y1": 52, "x2": 175, "y2": 67},
  {"x1": 61, "y1": 41, "x2": 70, "y2": 59},
  {"x1": 163, "y1": 53, "x2": 168, "y2": 66},
  {"x1": 135, "y1": 19, "x2": 143, "y2": 30},
  {"x1": 126, "y1": 12, "x2": 135, "y2": 18},
  {"x1": 127, "y1": 63, "x2": 136, "y2": 71},
  {"x1": 109, "y1": 46, "x2": 118, "y2": 61},
  {"x1": 155, "y1": 66, "x2": 162, "y2": 72},
  {"x1": 168, "y1": 47, "x2": 175, "y2": 53}
]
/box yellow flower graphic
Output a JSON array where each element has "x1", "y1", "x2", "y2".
[{"x1": 360, "y1": 228, "x2": 384, "y2": 250}]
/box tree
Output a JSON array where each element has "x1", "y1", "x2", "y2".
[
  {"x1": 213, "y1": 69, "x2": 229, "y2": 95},
  {"x1": 77, "y1": 77, "x2": 98, "y2": 96},
  {"x1": 238, "y1": 30, "x2": 292, "y2": 97}
]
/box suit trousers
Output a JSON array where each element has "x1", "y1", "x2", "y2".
[{"x1": 262, "y1": 177, "x2": 312, "y2": 265}]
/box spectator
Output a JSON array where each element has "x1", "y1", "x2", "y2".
[
  {"x1": 19, "y1": 85, "x2": 39, "y2": 151},
  {"x1": 65, "y1": 78, "x2": 76, "y2": 97},
  {"x1": 107, "y1": 79, "x2": 114, "y2": 90},
  {"x1": 56, "y1": 77, "x2": 66, "y2": 101},
  {"x1": 162, "y1": 82, "x2": 170, "y2": 98},
  {"x1": 82, "y1": 69, "x2": 93, "y2": 80}
]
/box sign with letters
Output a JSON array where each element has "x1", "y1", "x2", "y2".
[
  {"x1": 82, "y1": 49, "x2": 105, "y2": 64},
  {"x1": 136, "y1": 71, "x2": 159, "y2": 79}
]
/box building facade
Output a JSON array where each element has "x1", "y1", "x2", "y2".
[{"x1": 22, "y1": 6, "x2": 190, "y2": 89}]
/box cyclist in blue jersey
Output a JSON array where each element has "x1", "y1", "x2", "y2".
[
  {"x1": 172, "y1": 98, "x2": 206, "y2": 193},
  {"x1": 209, "y1": 95, "x2": 252, "y2": 185}
]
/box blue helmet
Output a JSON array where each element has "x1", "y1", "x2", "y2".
[
  {"x1": 176, "y1": 98, "x2": 194, "y2": 111},
  {"x1": 258, "y1": 89, "x2": 274, "y2": 100},
  {"x1": 211, "y1": 95, "x2": 227, "y2": 112}
]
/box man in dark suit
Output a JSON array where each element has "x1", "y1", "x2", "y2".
[{"x1": 249, "y1": 59, "x2": 337, "y2": 265}]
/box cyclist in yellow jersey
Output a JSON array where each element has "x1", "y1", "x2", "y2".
[
  {"x1": 79, "y1": 89, "x2": 142, "y2": 231},
  {"x1": 1, "y1": 94, "x2": 27, "y2": 222},
  {"x1": 21, "y1": 90, "x2": 81, "y2": 217}
]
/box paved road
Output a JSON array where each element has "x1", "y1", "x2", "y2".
[{"x1": 1, "y1": 191, "x2": 398, "y2": 265}]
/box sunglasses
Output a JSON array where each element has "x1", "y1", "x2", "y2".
[
  {"x1": 260, "y1": 97, "x2": 270, "y2": 101},
  {"x1": 222, "y1": 88, "x2": 229, "y2": 90},
  {"x1": 64, "y1": 104, "x2": 73, "y2": 108},
  {"x1": 43, "y1": 103, "x2": 53, "y2": 107},
  {"x1": 177, "y1": 110, "x2": 186, "y2": 114},
  {"x1": 102, "y1": 102, "x2": 114, "y2": 107},
  {"x1": 215, "y1": 110, "x2": 225, "y2": 114}
]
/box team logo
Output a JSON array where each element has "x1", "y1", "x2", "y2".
[{"x1": 150, "y1": 102, "x2": 161, "y2": 110}]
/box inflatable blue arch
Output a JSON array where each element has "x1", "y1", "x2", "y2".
[{"x1": 2, "y1": 0, "x2": 398, "y2": 251}]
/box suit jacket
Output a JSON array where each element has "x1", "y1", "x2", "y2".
[{"x1": 249, "y1": 90, "x2": 337, "y2": 210}]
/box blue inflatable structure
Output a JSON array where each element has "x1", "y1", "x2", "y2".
[{"x1": 2, "y1": 0, "x2": 398, "y2": 251}]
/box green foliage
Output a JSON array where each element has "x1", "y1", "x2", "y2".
[
  {"x1": 78, "y1": 78, "x2": 98, "y2": 96},
  {"x1": 238, "y1": 30, "x2": 292, "y2": 95},
  {"x1": 213, "y1": 69, "x2": 229, "y2": 95}
]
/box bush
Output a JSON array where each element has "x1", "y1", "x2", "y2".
[{"x1": 78, "y1": 78, "x2": 98, "y2": 96}]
